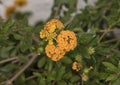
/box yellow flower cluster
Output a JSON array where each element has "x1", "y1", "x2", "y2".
[
  {"x1": 72, "y1": 61, "x2": 82, "y2": 71},
  {"x1": 40, "y1": 19, "x2": 77, "y2": 61},
  {"x1": 5, "y1": 0, "x2": 27, "y2": 17},
  {"x1": 44, "y1": 19, "x2": 64, "y2": 33},
  {"x1": 40, "y1": 19, "x2": 64, "y2": 45}
]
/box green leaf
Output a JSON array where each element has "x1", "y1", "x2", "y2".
[
  {"x1": 33, "y1": 72, "x2": 42, "y2": 78},
  {"x1": 118, "y1": 61, "x2": 120, "y2": 69},
  {"x1": 56, "y1": 66, "x2": 66, "y2": 80},
  {"x1": 38, "y1": 77, "x2": 46, "y2": 85},
  {"x1": 102, "y1": 62, "x2": 118, "y2": 72},
  {"x1": 37, "y1": 57, "x2": 46, "y2": 68},
  {"x1": 70, "y1": 75, "x2": 80, "y2": 83},
  {"x1": 33, "y1": 72, "x2": 46, "y2": 85},
  {"x1": 13, "y1": 33, "x2": 22, "y2": 40},
  {"x1": 79, "y1": 45, "x2": 91, "y2": 59},
  {"x1": 63, "y1": 71, "x2": 73, "y2": 79},
  {"x1": 47, "y1": 70, "x2": 56, "y2": 80},
  {"x1": 68, "y1": 83, "x2": 74, "y2": 85},
  {"x1": 19, "y1": 34, "x2": 32, "y2": 52},
  {"x1": 26, "y1": 80, "x2": 37, "y2": 85},
  {"x1": 58, "y1": 80, "x2": 67, "y2": 85},
  {"x1": 14, "y1": 74, "x2": 26, "y2": 85},
  {"x1": 99, "y1": 72, "x2": 109, "y2": 80},
  {"x1": 61, "y1": 56, "x2": 72, "y2": 64},
  {"x1": 0, "y1": 64, "x2": 17, "y2": 72},
  {"x1": 106, "y1": 74, "x2": 118, "y2": 81},
  {"x1": 19, "y1": 55, "x2": 29, "y2": 63},
  {"x1": 112, "y1": 78, "x2": 120, "y2": 85},
  {"x1": 3, "y1": 18, "x2": 13, "y2": 32},
  {"x1": 45, "y1": 59, "x2": 53, "y2": 71},
  {"x1": 0, "y1": 46, "x2": 13, "y2": 58}
]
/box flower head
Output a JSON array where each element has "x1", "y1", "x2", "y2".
[
  {"x1": 39, "y1": 19, "x2": 77, "y2": 61},
  {"x1": 40, "y1": 30, "x2": 57, "y2": 45},
  {"x1": 40, "y1": 30, "x2": 49, "y2": 39},
  {"x1": 72, "y1": 61, "x2": 82, "y2": 71},
  {"x1": 5, "y1": 5, "x2": 16, "y2": 17},
  {"x1": 44, "y1": 19, "x2": 64, "y2": 33}
]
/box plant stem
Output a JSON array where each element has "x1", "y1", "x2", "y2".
[
  {"x1": 0, "y1": 57, "x2": 18, "y2": 64},
  {"x1": 64, "y1": 16, "x2": 75, "y2": 27},
  {"x1": 1, "y1": 53, "x2": 39, "y2": 85}
]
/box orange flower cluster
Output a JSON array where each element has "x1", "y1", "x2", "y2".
[
  {"x1": 40, "y1": 19, "x2": 77, "y2": 61},
  {"x1": 6, "y1": 6, "x2": 16, "y2": 17},
  {"x1": 5, "y1": 0, "x2": 27, "y2": 17},
  {"x1": 72, "y1": 61, "x2": 82, "y2": 71},
  {"x1": 14, "y1": 0, "x2": 27, "y2": 7}
]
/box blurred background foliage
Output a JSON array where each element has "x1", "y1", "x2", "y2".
[{"x1": 0, "y1": 0, "x2": 120, "y2": 85}]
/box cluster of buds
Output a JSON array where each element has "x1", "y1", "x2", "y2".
[
  {"x1": 88, "y1": 47, "x2": 95, "y2": 55},
  {"x1": 40, "y1": 19, "x2": 77, "y2": 61},
  {"x1": 81, "y1": 66, "x2": 93, "y2": 81},
  {"x1": 72, "y1": 61, "x2": 82, "y2": 71}
]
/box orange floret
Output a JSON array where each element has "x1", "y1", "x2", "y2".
[
  {"x1": 40, "y1": 29, "x2": 57, "y2": 45},
  {"x1": 57, "y1": 30, "x2": 77, "y2": 52},
  {"x1": 45, "y1": 44, "x2": 65, "y2": 61},
  {"x1": 45, "y1": 44, "x2": 56, "y2": 58},
  {"x1": 40, "y1": 30, "x2": 48, "y2": 39}
]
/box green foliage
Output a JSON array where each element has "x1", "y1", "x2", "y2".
[{"x1": 0, "y1": 0, "x2": 120, "y2": 85}]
